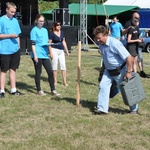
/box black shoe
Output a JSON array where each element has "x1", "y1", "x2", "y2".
[
  {"x1": 0, "y1": 92, "x2": 5, "y2": 98},
  {"x1": 94, "y1": 109, "x2": 107, "y2": 115},
  {"x1": 11, "y1": 91, "x2": 24, "y2": 95},
  {"x1": 140, "y1": 71, "x2": 147, "y2": 78}
]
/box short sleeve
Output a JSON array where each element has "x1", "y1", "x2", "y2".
[{"x1": 30, "y1": 28, "x2": 36, "y2": 41}]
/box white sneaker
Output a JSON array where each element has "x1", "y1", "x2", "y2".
[
  {"x1": 51, "y1": 90, "x2": 60, "y2": 96},
  {"x1": 37, "y1": 90, "x2": 46, "y2": 96}
]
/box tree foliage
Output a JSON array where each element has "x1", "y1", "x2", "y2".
[
  {"x1": 38, "y1": 0, "x2": 107, "y2": 13},
  {"x1": 38, "y1": 0, "x2": 58, "y2": 13}
]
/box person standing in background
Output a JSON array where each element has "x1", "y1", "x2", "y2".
[
  {"x1": 109, "y1": 16, "x2": 123, "y2": 40},
  {"x1": 145, "y1": 29, "x2": 149, "y2": 37},
  {"x1": 30, "y1": 14, "x2": 60, "y2": 96},
  {"x1": 49, "y1": 21, "x2": 69, "y2": 87},
  {"x1": 0, "y1": 2, "x2": 23, "y2": 98},
  {"x1": 137, "y1": 29, "x2": 149, "y2": 76},
  {"x1": 126, "y1": 19, "x2": 142, "y2": 73},
  {"x1": 123, "y1": 12, "x2": 147, "y2": 77}
]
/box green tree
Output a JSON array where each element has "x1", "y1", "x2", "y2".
[
  {"x1": 38, "y1": 0, "x2": 107, "y2": 13},
  {"x1": 38, "y1": 0, "x2": 58, "y2": 13}
]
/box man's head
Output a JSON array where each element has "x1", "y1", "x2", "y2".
[
  {"x1": 132, "y1": 18, "x2": 139, "y2": 27},
  {"x1": 6, "y1": 2, "x2": 17, "y2": 18},
  {"x1": 112, "y1": 16, "x2": 118, "y2": 23},
  {"x1": 132, "y1": 12, "x2": 140, "y2": 21},
  {"x1": 93, "y1": 25, "x2": 109, "y2": 45}
]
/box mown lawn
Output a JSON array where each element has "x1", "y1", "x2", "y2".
[{"x1": 0, "y1": 46, "x2": 150, "y2": 150}]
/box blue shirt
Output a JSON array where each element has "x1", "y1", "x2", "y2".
[
  {"x1": 30, "y1": 26, "x2": 49, "y2": 59},
  {"x1": 98, "y1": 36, "x2": 130, "y2": 70},
  {"x1": 110, "y1": 22, "x2": 123, "y2": 38},
  {"x1": 49, "y1": 31, "x2": 64, "y2": 50},
  {"x1": 0, "y1": 15, "x2": 21, "y2": 54}
]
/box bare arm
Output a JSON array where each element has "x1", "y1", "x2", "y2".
[
  {"x1": 31, "y1": 44, "x2": 38, "y2": 63},
  {"x1": 0, "y1": 34, "x2": 19, "y2": 39},
  {"x1": 62, "y1": 38, "x2": 69, "y2": 56},
  {"x1": 0, "y1": 34, "x2": 21, "y2": 48},
  {"x1": 18, "y1": 37, "x2": 20, "y2": 47},
  {"x1": 127, "y1": 34, "x2": 142, "y2": 43},
  {"x1": 108, "y1": 29, "x2": 111, "y2": 36},
  {"x1": 48, "y1": 39, "x2": 53, "y2": 59},
  {"x1": 122, "y1": 26, "x2": 131, "y2": 36},
  {"x1": 124, "y1": 55, "x2": 132, "y2": 79}
]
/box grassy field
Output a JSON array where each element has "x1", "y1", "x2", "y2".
[{"x1": 0, "y1": 46, "x2": 150, "y2": 150}]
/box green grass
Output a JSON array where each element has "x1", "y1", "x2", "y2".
[{"x1": 0, "y1": 46, "x2": 150, "y2": 150}]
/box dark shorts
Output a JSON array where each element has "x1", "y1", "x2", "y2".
[
  {"x1": 127, "y1": 44, "x2": 138, "y2": 57},
  {"x1": 0, "y1": 50, "x2": 20, "y2": 72}
]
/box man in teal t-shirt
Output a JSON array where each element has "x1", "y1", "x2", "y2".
[
  {"x1": 110, "y1": 16, "x2": 123, "y2": 40},
  {"x1": 0, "y1": 2, "x2": 23, "y2": 98}
]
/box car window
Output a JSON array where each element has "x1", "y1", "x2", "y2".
[{"x1": 139, "y1": 29, "x2": 147, "y2": 38}]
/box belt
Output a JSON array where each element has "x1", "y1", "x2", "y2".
[
  {"x1": 119, "y1": 61, "x2": 126, "y2": 70},
  {"x1": 108, "y1": 62, "x2": 126, "y2": 72}
]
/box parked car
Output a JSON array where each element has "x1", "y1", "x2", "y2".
[{"x1": 120, "y1": 28, "x2": 150, "y2": 53}]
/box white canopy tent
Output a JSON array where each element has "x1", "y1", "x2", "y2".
[{"x1": 104, "y1": 0, "x2": 150, "y2": 9}]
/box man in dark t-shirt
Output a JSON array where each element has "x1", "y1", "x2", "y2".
[{"x1": 123, "y1": 12, "x2": 140, "y2": 35}]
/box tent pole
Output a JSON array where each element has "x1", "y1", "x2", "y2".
[
  {"x1": 94, "y1": 0, "x2": 99, "y2": 26},
  {"x1": 76, "y1": 41, "x2": 81, "y2": 106}
]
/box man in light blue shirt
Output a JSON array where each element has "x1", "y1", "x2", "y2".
[
  {"x1": 93, "y1": 25, "x2": 139, "y2": 114},
  {"x1": 0, "y1": 14, "x2": 21, "y2": 54}
]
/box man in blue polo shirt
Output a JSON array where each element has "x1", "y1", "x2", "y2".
[
  {"x1": 93, "y1": 25, "x2": 139, "y2": 114},
  {"x1": 0, "y1": 2, "x2": 23, "y2": 98}
]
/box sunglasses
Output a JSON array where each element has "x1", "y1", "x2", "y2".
[
  {"x1": 134, "y1": 20, "x2": 139, "y2": 23},
  {"x1": 135, "y1": 17, "x2": 140, "y2": 20},
  {"x1": 56, "y1": 23, "x2": 61, "y2": 26}
]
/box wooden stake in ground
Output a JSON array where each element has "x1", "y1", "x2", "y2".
[{"x1": 76, "y1": 41, "x2": 81, "y2": 106}]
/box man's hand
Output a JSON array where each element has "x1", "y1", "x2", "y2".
[
  {"x1": 124, "y1": 72, "x2": 132, "y2": 79},
  {"x1": 50, "y1": 53, "x2": 53, "y2": 59},
  {"x1": 10, "y1": 34, "x2": 18, "y2": 38}
]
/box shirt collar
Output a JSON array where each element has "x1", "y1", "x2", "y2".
[
  {"x1": 5, "y1": 15, "x2": 13, "y2": 20},
  {"x1": 105, "y1": 36, "x2": 110, "y2": 46}
]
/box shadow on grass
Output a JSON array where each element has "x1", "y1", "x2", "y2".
[
  {"x1": 109, "y1": 107, "x2": 129, "y2": 114},
  {"x1": 55, "y1": 97, "x2": 129, "y2": 115},
  {"x1": 80, "y1": 79, "x2": 97, "y2": 86},
  {"x1": 6, "y1": 79, "x2": 36, "y2": 94},
  {"x1": 94, "y1": 67, "x2": 100, "y2": 71},
  {"x1": 16, "y1": 81, "x2": 36, "y2": 94},
  {"x1": 27, "y1": 73, "x2": 63, "y2": 85}
]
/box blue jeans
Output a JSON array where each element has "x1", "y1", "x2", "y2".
[
  {"x1": 97, "y1": 66, "x2": 139, "y2": 113},
  {"x1": 138, "y1": 47, "x2": 143, "y2": 62}
]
